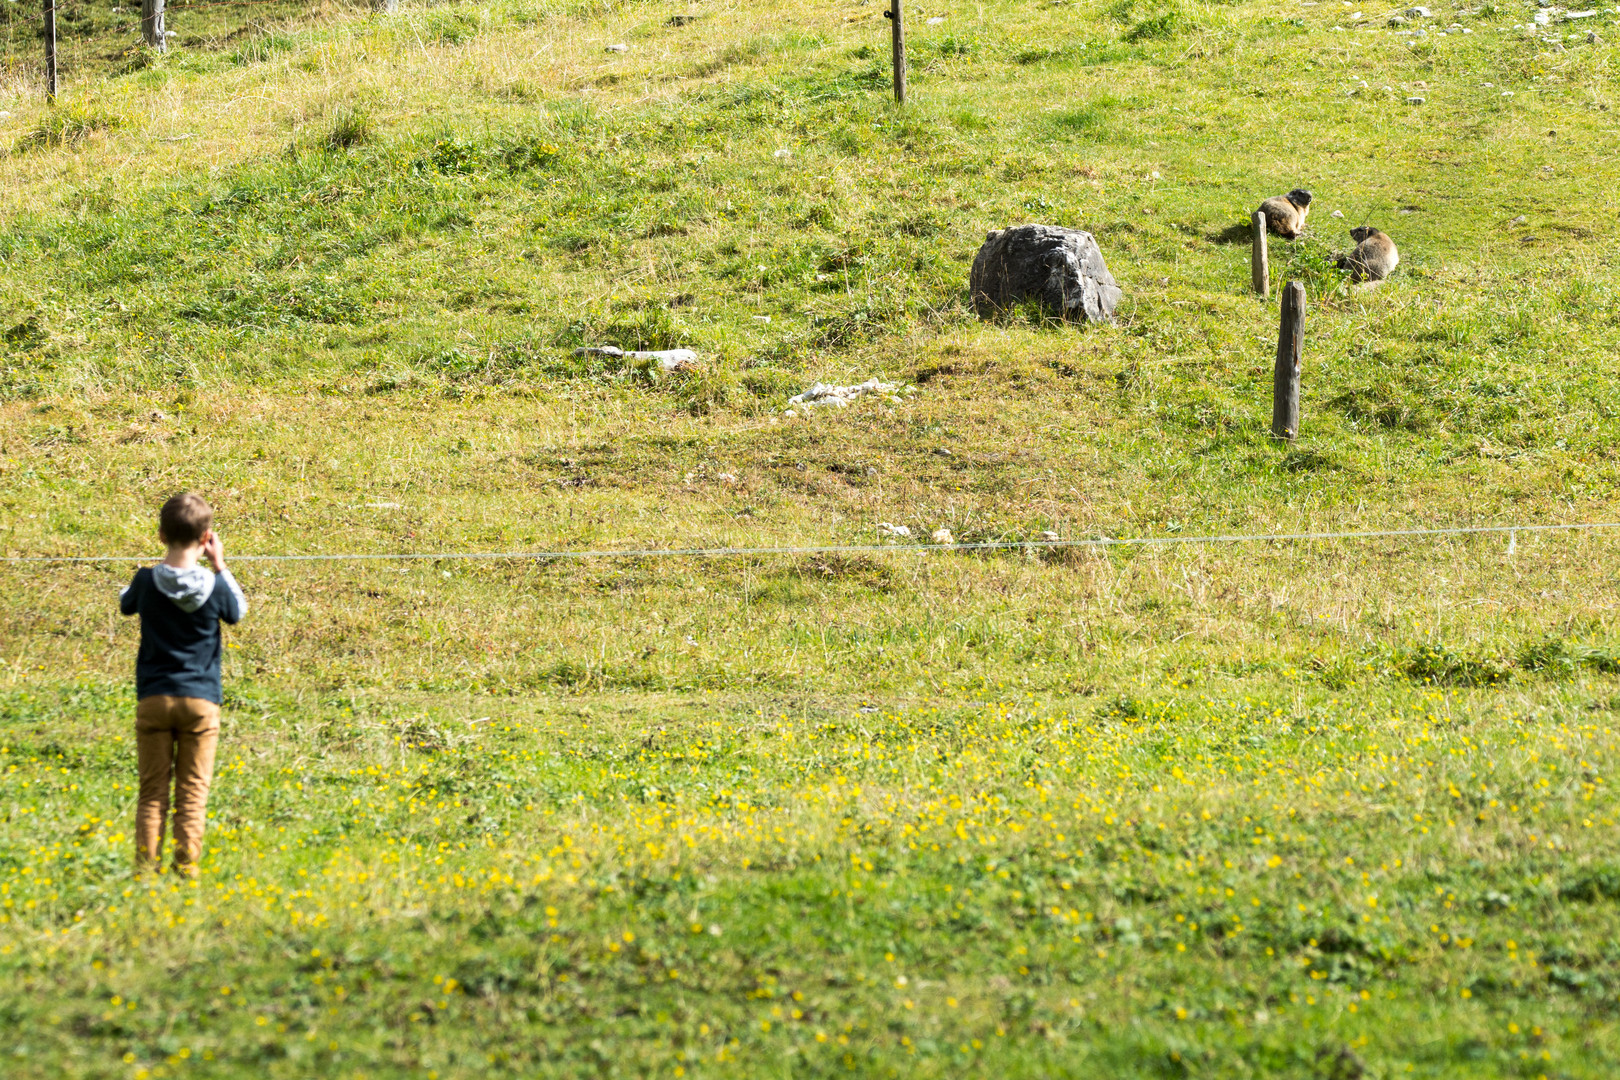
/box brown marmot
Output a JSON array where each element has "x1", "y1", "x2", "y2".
[
  {"x1": 1336, "y1": 226, "x2": 1399, "y2": 281},
  {"x1": 1256, "y1": 189, "x2": 1312, "y2": 238}
]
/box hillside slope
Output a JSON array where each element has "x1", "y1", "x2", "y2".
[{"x1": 3, "y1": 1, "x2": 1620, "y2": 1076}]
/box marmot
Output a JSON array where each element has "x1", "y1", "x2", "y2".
[
  {"x1": 1336, "y1": 226, "x2": 1399, "y2": 282},
  {"x1": 1256, "y1": 189, "x2": 1312, "y2": 238}
]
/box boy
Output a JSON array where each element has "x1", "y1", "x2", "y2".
[{"x1": 120, "y1": 492, "x2": 247, "y2": 876}]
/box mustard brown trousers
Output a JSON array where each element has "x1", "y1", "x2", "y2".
[{"x1": 135, "y1": 695, "x2": 220, "y2": 874}]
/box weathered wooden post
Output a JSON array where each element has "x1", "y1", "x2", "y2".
[
  {"x1": 43, "y1": 0, "x2": 58, "y2": 102},
  {"x1": 883, "y1": 0, "x2": 906, "y2": 103},
  {"x1": 1272, "y1": 280, "x2": 1304, "y2": 441},
  {"x1": 141, "y1": 0, "x2": 166, "y2": 51},
  {"x1": 372, "y1": 0, "x2": 397, "y2": 11},
  {"x1": 1251, "y1": 210, "x2": 1268, "y2": 298}
]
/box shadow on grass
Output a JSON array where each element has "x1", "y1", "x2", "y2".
[{"x1": 1206, "y1": 220, "x2": 1255, "y2": 245}]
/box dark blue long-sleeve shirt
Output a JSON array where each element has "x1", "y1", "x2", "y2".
[{"x1": 120, "y1": 564, "x2": 247, "y2": 704}]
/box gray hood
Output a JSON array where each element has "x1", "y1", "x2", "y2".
[{"x1": 152, "y1": 563, "x2": 216, "y2": 613}]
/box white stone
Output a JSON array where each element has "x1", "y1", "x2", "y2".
[
  {"x1": 789, "y1": 379, "x2": 899, "y2": 408},
  {"x1": 573, "y1": 346, "x2": 698, "y2": 372}
]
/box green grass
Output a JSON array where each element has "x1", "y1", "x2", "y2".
[
  {"x1": 7, "y1": 679, "x2": 1620, "y2": 1078},
  {"x1": 3, "y1": 0, "x2": 1620, "y2": 1075}
]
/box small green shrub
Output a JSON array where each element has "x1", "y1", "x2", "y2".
[
  {"x1": 1014, "y1": 45, "x2": 1069, "y2": 64},
  {"x1": 324, "y1": 106, "x2": 371, "y2": 151},
  {"x1": 675, "y1": 367, "x2": 737, "y2": 415},
  {"x1": 428, "y1": 137, "x2": 481, "y2": 174},
  {"x1": 1559, "y1": 866, "x2": 1620, "y2": 903},
  {"x1": 17, "y1": 107, "x2": 124, "y2": 152},
  {"x1": 423, "y1": 8, "x2": 481, "y2": 45},
  {"x1": 420, "y1": 136, "x2": 560, "y2": 175},
  {"x1": 230, "y1": 32, "x2": 296, "y2": 66},
  {"x1": 599, "y1": 307, "x2": 689, "y2": 352},
  {"x1": 1398, "y1": 642, "x2": 1513, "y2": 687},
  {"x1": 1518, "y1": 639, "x2": 1620, "y2": 675},
  {"x1": 928, "y1": 35, "x2": 979, "y2": 59},
  {"x1": 1327, "y1": 384, "x2": 1437, "y2": 432},
  {"x1": 1273, "y1": 236, "x2": 1353, "y2": 297},
  {"x1": 113, "y1": 44, "x2": 159, "y2": 76},
  {"x1": 2, "y1": 317, "x2": 47, "y2": 351},
  {"x1": 555, "y1": 304, "x2": 690, "y2": 354},
  {"x1": 177, "y1": 279, "x2": 367, "y2": 328},
  {"x1": 1112, "y1": 0, "x2": 1186, "y2": 42},
  {"x1": 741, "y1": 366, "x2": 804, "y2": 401},
  {"x1": 499, "y1": 137, "x2": 561, "y2": 172},
  {"x1": 1124, "y1": 10, "x2": 1183, "y2": 41},
  {"x1": 1050, "y1": 103, "x2": 1111, "y2": 137}
]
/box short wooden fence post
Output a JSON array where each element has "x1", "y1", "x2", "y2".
[
  {"x1": 884, "y1": 0, "x2": 906, "y2": 103},
  {"x1": 1272, "y1": 280, "x2": 1304, "y2": 441},
  {"x1": 44, "y1": 0, "x2": 58, "y2": 102},
  {"x1": 1251, "y1": 211, "x2": 1268, "y2": 298},
  {"x1": 141, "y1": 0, "x2": 166, "y2": 51}
]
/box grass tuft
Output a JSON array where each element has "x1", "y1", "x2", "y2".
[
  {"x1": 230, "y1": 31, "x2": 298, "y2": 66},
  {"x1": 15, "y1": 106, "x2": 124, "y2": 151},
  {"x1": 323, "y1": 105, "x2": 372, "y2": 150},
  {"x1": 1122, "y1": 5, "x2": 1185, "y2": 42}
]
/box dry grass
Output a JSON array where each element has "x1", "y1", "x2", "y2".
[{"x1": 1, "y1": 388, "x2": 1614, "y2": 695}]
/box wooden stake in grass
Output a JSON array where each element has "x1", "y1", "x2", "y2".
[
  {"x1": 141, "y1": 0, "x2": 166, "y2": 52},
  {"x1": 372, "y1": 0, "x2": 397, "y2": 11},
  {"x1": 1272, "y1": 280, "x2": 1304, "y2": 441},
  {"x1": 1251, "y1": 211, "x2": 1268, "y2": 298},
  {"x1": 43, "y1": 0, "x2": 58, "y2": 102},
  {"x1": 883, "y1": 0, "x2": 906, "y2": 103}
]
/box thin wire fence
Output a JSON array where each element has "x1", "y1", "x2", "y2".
[
  {"x1": 4, "y1": 520, "x2": 1614, "y2": 564},
  {"x1": 6, "y1": 0, "x2": 364, "y2": 98}
]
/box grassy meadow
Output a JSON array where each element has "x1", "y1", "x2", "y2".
[{"x1": 4, "y1": 0, "x2": 1620, "y2": 1074}]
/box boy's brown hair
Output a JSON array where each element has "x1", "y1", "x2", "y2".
[{"x1": 159, "y1": 492, "x2": 214, "y2": 546}]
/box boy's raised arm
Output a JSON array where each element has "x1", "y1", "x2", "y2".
[
  {"x1": 217, "y1": 569, "x2": 247, "y2": 624},
  {"x1": 119, "y1": 572, "x2": 140, "y2": 616},
  {"x1": 204, "y1": 531, "x2": 248, "y2": 624}
]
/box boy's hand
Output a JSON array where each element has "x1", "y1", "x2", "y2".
[{"x1": 201, "y1": 529, "x2": 226, "y2": 572}]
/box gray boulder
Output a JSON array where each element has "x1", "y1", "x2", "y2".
[{"x1": 969, "y1": 224, "x2": 1121, "y2": 323}]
